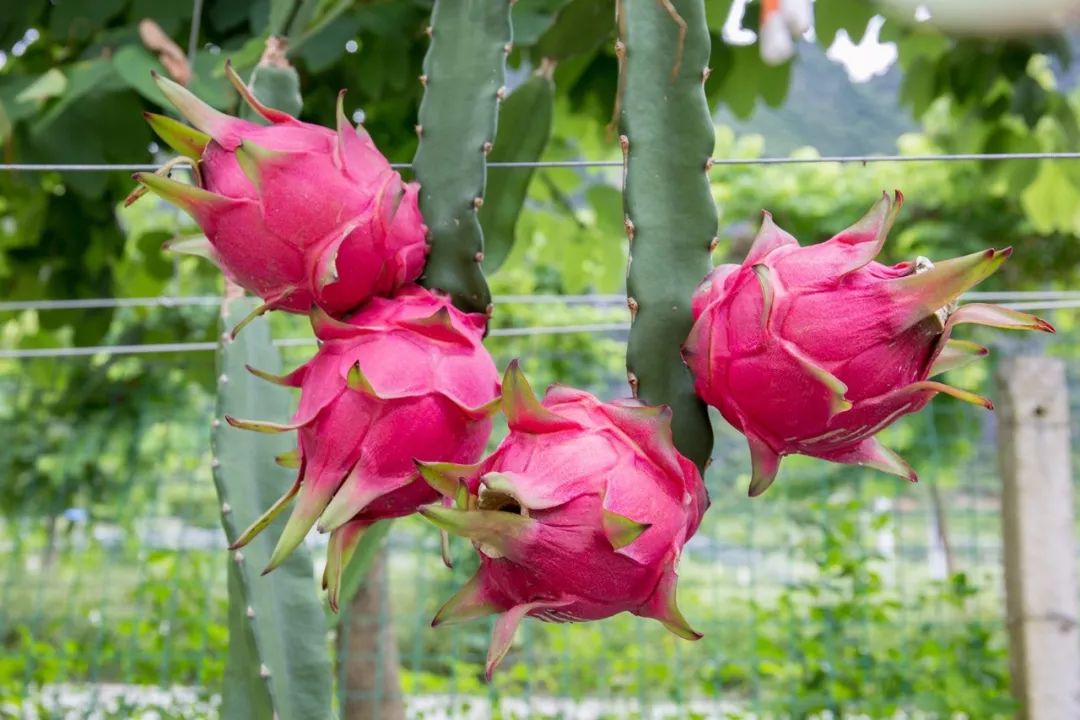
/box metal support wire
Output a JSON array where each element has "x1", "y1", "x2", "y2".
[
  {"x1": 187, "y1": 0, "x2": 205, "y2": 64},
  {"x1": 5, "y1": 151, "x2": 1080, "y2": 174},
  {"x1": 2, "y1": 292, "x2": 1077, "y2": 314},
  {"x1": 0, "y1": 294, "x2": 629, "y2": 312},
  {"x1": 0, "y1": 323, "x2": 631, "y2": 360},
  {"x1": 0, "y1": 296, "x2": 1073, "y2": 359}
]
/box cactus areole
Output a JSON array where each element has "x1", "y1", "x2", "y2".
[
  {"x1": 131, "y1": 63, "x2": 428, "y2": 324},
  {"x1": 226, "y1": 286, "x2": 500, "y2": 610},
  {"x1": 418, "y1": 361, "x2": 707, "y2": 679},
  {"x1": 684, "y1": 191, "x2": 1055, "y2": 496}
]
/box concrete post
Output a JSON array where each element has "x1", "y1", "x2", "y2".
[{"x1": 996, "y1": 355, "x2": 1080, "y2": 720}]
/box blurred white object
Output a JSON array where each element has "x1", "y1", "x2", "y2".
[
  {"x1": 879, "y1": 0, "x2": 1080, "y2": 35},
  {"x1": 759, "y1": 0, "x2": 813, "y2": 64},
  {"x1": 781, "y1": 0, "x2": 813, "y2": 35}
]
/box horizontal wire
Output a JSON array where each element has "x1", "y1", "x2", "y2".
[
  {"x1": 3, "y1": 292, "x2": 1077, "y2": 313},
  {"x1": 0, "y1": 323, "x2": 630, "y2": 360},
  {"x1": 0, "y1": 299, "x2": 1071, "y2": 360},
  {"x1": 963, "y1": 291, "x2": 1080, "y2": 301},
  {"x1": 0, "y1": 294, "x2": 629, "y2": 312},
  {"x1": 4, "y1": 151, "x2": 1080, "y2": 174},
  {"x1": 0, "y1": 297, "x2": 222, "y2": 312},
  {"x1": 993, "y1": 299, "x2": 1080, "y2": 311}
]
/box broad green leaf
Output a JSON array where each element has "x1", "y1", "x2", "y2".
[
  {"x1": 189, "y1": 54, "x2": 237, "y2": 111},
  {"x1": 512, "y1": 0, "x2": 570, "y2": 45},
  {"x1": 48, "y1": 0, "x2": 127, "y2": 40},
  {"x1": 112, "y1": 45, "x2": 168, "y2": 107},
  {"x1": 813, "y1": 0, "x2": 877, "y2": 46},
  {"x1": 532, "y1": 0, "x2": 615, "y2": 61},
  {"x1": 1020, "y1": 161, "x2": 1080, "y2": 235},
  {"x1": 15, "y1": 69, "x2": 67, "y2": 104},
  {"x1": 34, "y1": 60, "x2": 119, "y2": 133},
  {"x1": 269, "y1": 0, "x2": 298, "y2": 35}
]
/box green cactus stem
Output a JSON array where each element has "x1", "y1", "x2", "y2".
[
  {"x1": 215, "y1": 295, "x2": 333, "y2": 720},
  {"x1": 414, "y1": 0, "x2": 514, "y2": 314},
  {"x1": 618, "y1": 0, "x2": 716, "y2": 472},
  {"x1": 238, "y1": 37, "x2": 303, "y2": 121},
  {"x1": 211, "y1": 52, "x2": 332, "y2": 720}
]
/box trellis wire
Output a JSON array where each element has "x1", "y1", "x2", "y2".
[
  {"x1": 4, "y1": 150, "x2": 1080, "y2": 173},
  {"x1": 0, "y1": 295, "x2": 1070, "y2": 360},
  {"x1": 5, "y1": 291, "x2": 1077, "y2": 313}
]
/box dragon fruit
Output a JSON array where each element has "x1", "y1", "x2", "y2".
[
  {"x1": 416, "y1": 361, "x2": 707, "y2": 679},
  {"x1": 684, "y1": 191, "x2": 1054, "y2": 497},
  {"x1": 227, "y1": 285, "x2": 499, "y2": 609},
  {"x1": 130, "y1": 63, "x2": 427, "y2": 325}
]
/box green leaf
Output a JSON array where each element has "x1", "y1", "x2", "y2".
[
  {"x1": 189, "y1": 54, "x2": 237, "y2": 111},
  {"x1": 34, "y1": 59, "x2": 118, "y2": 133},
  {"x1": 127, "y1": 0, "x2": 194, "y2": 35},
  {"x1": 511, "y1": 0, "x2": 569, "y2": 45},
  {"x1": 269, "y1": 0, "x2": 298, "y2": 35},
  {"x1": 704, "y1": 0, "x2": 735, "y2": 33},
  {"x1": 480, "y1": 71, "x2": 555, "y2": 274},
  {"x1": 813, "y1": 0, "x2": 877, "y2": 47},
  {"x1": 532, "y1": 0, "x2": 615, "y2": 61},
  {"x1": 1020, "y1": 161, "x2": 1080, "y2": 235},
  {"x1": 245, "y1": 64, "x2": 303, "y2": 120},
  {"x1": 48, "y1": 0, "x2": 127, "y2": 41},
  {"x1": 112, "y1": 45, "x2": 169, "y2": 107},
  {"x1": 293, "y1": 11, "x2": 360, "y2": 73},
  {"x1": 15, "y1": 69, "x2": 68, "y2": 104}
]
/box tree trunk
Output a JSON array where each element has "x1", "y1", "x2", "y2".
[
  {"x1": 42, "y1": 513, "x2": 59, "y2": 569},
  {"x1": 338, "y1": 544, "x2": 406, "y2": 720},
  {"x1": 926, "y1": 480, "x2": 956, "y2": 577}
]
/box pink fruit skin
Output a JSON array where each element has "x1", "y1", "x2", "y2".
[
  {"x1": 419, "y1": 363, "x2": 708, "y2": 678},
  {"x1": 141, "y1": 78, "x2": 427, "y2": 317},
  {"x1": 296, "y1": 288, "x2": 496, "y2": 520},
  {"x1": 230, "y1": 285, "x2": 499, "y2": 607},
  {"x1": 683, "y1": 191, "x2": 1054, "y2": 496}
]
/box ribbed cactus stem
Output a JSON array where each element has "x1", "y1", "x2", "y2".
[
  {"x1": 215, "y1": 296, "x2": 332, "y2": 720},
  {"x1": 413, "y1": 0, "x2": 514, "y2": 314},
  {"x1": 238, "y1": 37, "x2": 303, "y2": 121},
  {"x1": 618, "y1": 0, "x2": 716, "y2": 471},
  {"x1": 212, "y1": 56, "x2": 333, "y2": 719}
]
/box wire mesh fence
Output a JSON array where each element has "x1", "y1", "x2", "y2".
[{"x1": 0, "y1": 299, "x2": 1076, "y2": 719}]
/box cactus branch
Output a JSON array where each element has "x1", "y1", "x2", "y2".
[
  {"x1": 215, "y1": 298, "x2": 333, "y2": 720},
  {"x1": 414, "y1": 0, "x2": 514, "y2": 314},
  {"x1": 619, "y1": 0, "x2": 716, "y2": 471}
]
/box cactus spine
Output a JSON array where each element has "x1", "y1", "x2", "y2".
[
  {"x1": 618, "y1": 0, "x2": 716, "y2": 471},
  {"x1": 414, "y1": 0, "x2": 514, "y2": 314}
]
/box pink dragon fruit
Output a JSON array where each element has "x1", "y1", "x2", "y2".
[
  {"x1": 416, "y1": 361, "x2": 708, "y2": 679},
  {"x1": 684, "y1": 191, "x2": 1055, "y2": 497},
  {"x1": 130, "y1": 63, "x2": 427, "y2": 325},
  {"x1": 227, "y1": 285, "x2": 499, "y2": 609}
]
